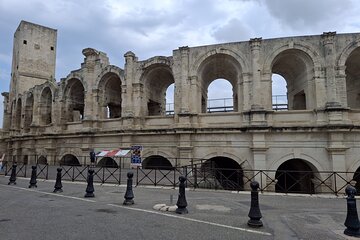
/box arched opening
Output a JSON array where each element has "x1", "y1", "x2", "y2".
[
  {"x1": 97, "y1": 157, "x2": 118, "y2": 168},
  {"x1": 142, "y1": 155, "x2": 173, "y2": 170},
  {"x1": 271, "y1": 49, "x2": 315, "y2": 110},
  {"x1": 23, "y1": 155, "x2": 28, "y2": 165},
  {"x1": 206, "y1": 79, "x2": 233, "y2": 113},
  {"x1": 24, "y1": 93, "x2": 34, "y2": 132},
  {"x1": 202, "y1": 157, "x2": 244, "y2": 190},
  {"x1": 198, "y1": 53, "x2": 241, "y2": 113},
  {"x1": 60, "y1": 154, "x2": 81, "y2": 166},
  {"x1": 275, "y1": 159, "x2": 315, "y2": 194},
  {"x1": 165, "y1": 83, "x2": 175, "y2": 115},
  {"x1": 353, "y1": 166, "x2": 360, "y2": 195},
  {"x1": 100, "y1": 73, "x2": 122, "y2": 119},
  {"x1": 272, "y1": 74, "x2": 288, "y2": 110},
  {"x1": 40, "y1": 87, "x2": 52, "y2": 125},
  {"x1": 143, "y1": 64, "x2": 175, "y2": 116},
  {"x1": 345, "y1": 47, "x2": 360, "y2": 109},
  {"x1": 65, "y1": 79, "x2": 85, "y2": 122},
  {"x1": 15, "y1": 98, "x2": 22, "y2": 129},
  {"x1": 37, "y1": 156, "x2": 48, "y2": 165}
]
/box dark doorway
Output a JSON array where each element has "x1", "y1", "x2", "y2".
[
  {"x1": 203, "y1": 157, "x2": 244, "y2": 191},
  {"x1": 60, "y1": 154, "x2": 81, "y2": 166},
  {"x1": 97, "y1": 157, "x2": 118, "y2": 168},
  {"x1": 275, "y1": 159, "x2": 315, "y2": 194},
  {"x1": 142, "y1": 155, "x2": 173, "y2": 170},
  {"x1": 353, "y1": 167, "x2": 360, "y2": 195},
  {"x1": 37, "y1": 156, "x2": 47, "y2": 165}
]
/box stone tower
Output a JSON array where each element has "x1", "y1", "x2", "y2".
[
  {"x1": 4, "y1": 21, "x2": 57, "y2": 130},
  {"x1": 9, "y1": 20, "x2": 57, "y2": 99}
]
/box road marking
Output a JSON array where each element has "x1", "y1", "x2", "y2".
[
  {"x1": 1, "y1": 184, "x2": 96, "y2": 203},
  {"x1": 107, "y1": 203, "x2": 272, "y2": 236}
]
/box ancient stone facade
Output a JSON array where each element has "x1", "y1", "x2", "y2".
[{"x1": 2, "y1": 21, "x2": 360, "y2": 192}]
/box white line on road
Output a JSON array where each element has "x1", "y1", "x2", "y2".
[
  {"x1": 1, "y1": 184, "x2": 96, "y2": 203},
  {"x1": 107, "y1": 203, "x2": 272, "y2": 236}
]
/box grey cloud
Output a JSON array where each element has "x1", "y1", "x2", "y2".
[
  {"x1": 264, "y1": 0, "x2": 353, "y2": 31},
  {"x1": 212, "y1": 18, "x2": 252, "y2": 42}
]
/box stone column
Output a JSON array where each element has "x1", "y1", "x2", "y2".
[
  {"x1": 2, "y1": 93, "x2": 10, "y2": 131},
  {"x1": 178, "y1": 46, "x2": 190, "y2": 114},
  {"x1": 322, "y1": 32, "x2": 341, "y2": 108},
  {"x1": 327, "y1": 133, "x2": 349, "y2": 194},
  {"x1": 251, "y1": 133, "x2": 268, "y2": 189},
  {"x1": 249, "y1": 38, "x2": 263, "y2": 110},
  {"x1": 124, "y1": 51, "x2": 136, "y2": 117}
]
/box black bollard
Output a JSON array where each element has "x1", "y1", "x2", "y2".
[
  {"x1": 248, "y1": 181, "x2": 263, "y2": 227},
  {"x1": 344, "y1": 185, "x2": 360, "y2": 237},
  {"x1": 176, "y1": 176, "x2": 188, "y2": 214},
  {"x1": 8, "y1": 163, "x2": 17, "y2": 185},
  {"x1": 123, "y1": 172, "x2": 135, "y2": 205},
  {"x1": 28, "y1": 165, "x2": 37, "y2": 188},
  {"x1": 53, "y1": 168, "x2": 63, "y2": 193},
  {"x1": 84, "y1": 169, "x2": 95, "y2": 198}
]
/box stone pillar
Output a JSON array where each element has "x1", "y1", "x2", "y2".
[
  {"x1": 2, "y1": 93, "x2": 10, "y2": 131},
  {"x1": 251, "y1": 133, "x2": 268, "y2": 189},
  {"x1": 327, "y1": 133, "x2": 349, "y2": 194},
  {"x1": 178, "y1": 46, "x2": 190, "y2": 114},
  {"x1": 322, "y1": 32, "x2": 341, "y2": 108},
  {"x1": 124, "y1": 51, "x2": 136, "y2": 117},
  {"x1": 249, "y1": 38, "x2": 263, "y2": 110}
]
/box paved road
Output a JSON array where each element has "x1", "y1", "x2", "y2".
[{"x1": 0, "y1": 175, "x2": 355, "y2": 240}]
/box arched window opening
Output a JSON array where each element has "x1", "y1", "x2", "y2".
[
  {"x1": 102, "y1": 73, "x2": 122, "y2": 119},
  {"x1": 66, "y1": 79, "x2": 85, "y2": 122},
  {"x1": 272, "y1": 74, "x2": 288, "y2": 110},
  {"x1": 40, "y1": 87, "x2": 52, "y2": 125},
  {"x1": 275, "y1": 159, "x2": 315, "y2": 194},
  {"x1": 15, "y1": 98, "x2": 22, "y2": 129},
  {"x1": 202, "y1": 157, "x2": 243, "y2": 191},
  {"x1": 353, "y1": 167, "x2": 360, "y2": 195},
  {"x1": 142, "y1": 155, "x2": 173, "y2": 170},
  {"x1": 144, "y1": 65, "x2": 175, "y2": 116},
  {"x1": 198, "y1": 53, "x2": 241, "y2": 113},
  {"x1": 24, "y1": 93, "x2": 34, "y2": 132},
  {"x1": 345, "y1": 47, "x2": 360, "y2": 109},
  {"x1": 165, "y1": 83, "x2": 175, "y2": 115},
  {"x1": 271, "y1": 49, "x2": 315, "y2": 110},
  {"x1": 60, "y1": 154, "x2": 81, "y2": 166},
  {"x1": 207, "y1": 79, "x2": 233, "y2": 113},
  {"x1": 97, "y1": 157, "x2": 118, "y2": 168}
]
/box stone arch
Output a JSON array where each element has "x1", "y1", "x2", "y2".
[
  {"x1": 142, "y1": 149, "x2": 176, "y2": 167},
  {"x1": 142, "y1": 155, "x2": 173, "y2": 169},
  {"x1": 60, "y1": 154, "x2": 81, "y2": 166},
  {"x1": 269, "y1": 152, "x2": 324, "y2": 173},
  {"x1": 265, "y1": 46, "x2": 319, "y2": 110},
  {"x1": 63, "y1": 78, "x2": 85, "y2": 122},
  {"x1": 339, "y1": 42, "x2": 360, "y2": 109},
  {"x1": 201, "y1": 155, "x2": 244, "y2": 191},
  {"x1": 39, "y1": 87, "x2": 53, "y2": 125},
  {"x1": 140, "y1": 61, "x2": 175, "y2": 116},
  {"x1": 97, "y1": 157, "x2": 118, "y2": 168},
  {"x1": 192, "y1": 48, "x2": 248, "y2": 113},
  {"x1": 97, "y1": 70, "x2": 122, "y2": 119},
  {"x1": 274, "y1": 158, "x2": 317, "y2": 194},
  {"x1": 24, "y1": 92, "x2": 34, "y2": 132}
]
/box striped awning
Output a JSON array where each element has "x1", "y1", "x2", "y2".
[{"x1": 96, "y1": 149, "x2": 130, "y2": 157}]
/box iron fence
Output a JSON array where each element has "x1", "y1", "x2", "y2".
[{"x1": 2, "y1": 161, "x2": 358, "y2": 195}]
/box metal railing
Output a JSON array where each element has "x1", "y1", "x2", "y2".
[{"x1": 2, "y1": 161, "x2": 357, "y2": 195}]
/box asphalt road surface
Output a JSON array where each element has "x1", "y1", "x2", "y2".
[{"x1": 0, "y1": 176, "x2": 355, "y2": 240}]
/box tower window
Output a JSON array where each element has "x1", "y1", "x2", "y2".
[
  {"x1": 50, "y1": 46, "x2": 54, "y2": 51},
  {"x1": 23, "y1": 40, "x2": 27, "y2": 44}
]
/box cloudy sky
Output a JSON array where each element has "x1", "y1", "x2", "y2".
[{"x1": 0, "y1": 0, "x2": 360, "y2": 125}]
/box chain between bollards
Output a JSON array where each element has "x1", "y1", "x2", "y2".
[
  {"x1": 176, "y1": 176, "x2": 188, "y2": 214},
  {"x1": 8, "y1": 163, "x2": 17, "y2": 185},
  {"x1": 344, "y1": 185, "x2": 360, "y2": 237},
  {"x1": 28, "y1": 165, "x2": 37, "y2": 188},
  {"x1": 53, "y1": 168, "x2": 63, "y2": 193},
  {"x1": 248, "y1": 181, "x2": 263, "y2": 227},
  {"x1": 123, "y1": 172, "x2": 135, "y2": 205},
  {"x1": 84, "y1": 169, "x2": 95, "y2": 198}
]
